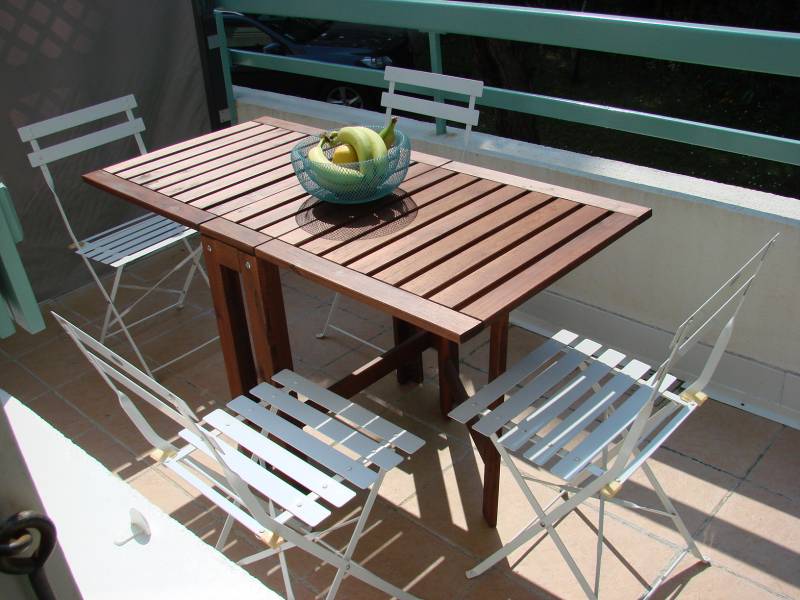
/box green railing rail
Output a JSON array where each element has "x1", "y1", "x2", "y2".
[{"x1": 212, "y1": 0, "x2": 800, "y2": 166}]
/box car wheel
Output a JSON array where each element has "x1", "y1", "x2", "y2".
[{"x1": 324, "y1": 85, "x2": 365, "y2": 109}]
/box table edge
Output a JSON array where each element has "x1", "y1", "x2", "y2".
[
  {"x1": 256, "y1": 239, "x2": 482, "y2": 343},
  {"x1": 82, "y1": 170, "x2": 214, "y2": 229}
]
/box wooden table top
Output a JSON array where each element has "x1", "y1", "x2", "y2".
[{"x1": 84, "y1": 115, "x2": 651, "y2": 342}]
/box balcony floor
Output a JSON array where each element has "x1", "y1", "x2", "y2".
[{"x1": 2, "y1": 244, "x2": 798, "y2": 600}]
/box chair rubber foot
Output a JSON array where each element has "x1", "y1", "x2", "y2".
[{"x1": 315, "y1": 333, "x2": 326, "y2": 339}]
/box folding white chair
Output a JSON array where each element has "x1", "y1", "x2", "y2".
[
  {"x1": 54, "y1": 312, "x2": 425, "y2": 600},
  {"x1": 317, "y1": 67, "x2": 484, "y2": 349},
  {"x1": 18, "y1": 96, "x2": 212, "y2": 377},
  {"x1": 449, "y1": 235, "x2": 778, "y2": 599}
]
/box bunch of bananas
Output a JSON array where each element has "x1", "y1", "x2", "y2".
[{"x1": 307, "y1": 117, "x2": 398, "y2": 194}]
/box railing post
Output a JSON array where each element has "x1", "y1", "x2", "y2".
[
  {"x1": 427, "y1": 32, "x2": 447, "y2": 135},
  {"x1": 213, "y1": 9, "x2": 238, "y2": 125}
]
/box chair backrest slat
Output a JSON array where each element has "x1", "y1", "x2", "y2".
[
  {"x1": 381, "y1": 66, "x2": 483, "y2": 145},
  {"x1": 26, "y1": 118, "x2": 146, "y2": 167},
  {"x1": 380, "y1": 92, "x2": 480, "y2": 127},
  {"x1": 384, "y1": 66, "x2": 483, "y2": 98},
  {"x1": 17, "y1": 95, "x2": 138, "y2": 142}
]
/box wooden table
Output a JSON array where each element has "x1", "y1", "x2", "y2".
[{"x1": 84, "y1": 115, "x2": 651, "y2": 525}]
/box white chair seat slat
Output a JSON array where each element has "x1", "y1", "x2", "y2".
[
  {"x1": 17, "y1": 94, "x2": 137, "y2": 142},
  {"x1": 204, "y1": 409, "x2": 356, "y2": 508},
  {"x1": 179, "y1": 428, "x2": 331, "y2": 527},
  {"x1": 244, "y1": 385, "x2": 403, "y2": 473},
  {"x1": 473, "y1": 341, "x2": 602, "y2": 437},
  {"x1": 78, "y1": 218, "x2": 190, "y2": 266},
  {"x1": 272, "y1": 370, "x2": 424, "y2": 455},
  {"x1": 449, "y1": 330, "x2": 579, "y2": 424},
  {"x1": 108, "y1": 228, "x2": 196, "y2": 269},
  {"x1": 27, "y1": 119, "x2": 146, "y2": 167},
  {"x1": 228, "y1": 396, "x2": 381, "y2": 489},
  {"x1": 498, "y1": 348, "x2": 627, "y2": 451},
  {"x1": 524, "y1": 359, "x2": 652, "y2": 466},
  {"x1": 81, "y1": 213, "x2": 160, "y2": 243},
  {"x1": 548, "y1": 368, "x2": 677, "y2": 482},
  {"x1": 86, "y1": 221, "x2": 187, "y2": 264},
  {"x1": 380, "y1": 93, "x2": 479, "y2": 127},
  {"x1": 384, "y1": 66, "x2": 484, "y2": 98}
]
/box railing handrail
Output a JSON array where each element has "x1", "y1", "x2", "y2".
[
  {"x1": 211, "y1": 0, "x2": 800, "y2": 166},
  {"x1": 217, "y1": 0, "x2": 800, "y2": 77}
]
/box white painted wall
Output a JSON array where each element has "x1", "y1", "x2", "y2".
[
  {"x1": 235, "y1": 87, "x2": 800, "y2": 428},
  {"x1": 2, "y1": 391, "x2": 279, "y2": 599}
]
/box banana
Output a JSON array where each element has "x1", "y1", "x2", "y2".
[
  {"x1": 329, "y1": 126, "x2": 388, "y2": 182},
  {"x1": 307, "y1": 123, "x2": 395, "y2": 195},
  {"x1": 379, "y1": 116, "x2": 398, "y2": 148},
  {"x1": 332, "y1": 143, "x2": 358, "y2": 164},
  {"x1": 307, "y1": 139, "x2": 364, "y2": 192}
]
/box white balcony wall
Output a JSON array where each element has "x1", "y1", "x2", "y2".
[{"x1": 236, "y1": 87, "x2": 800, "y2": 428}]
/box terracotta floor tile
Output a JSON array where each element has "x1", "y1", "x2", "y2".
[
  {"x1": 508, "y1": 509, "x2": 677, "y2": 600},
  {"x1": 699, "y1": 482, "x2": 800, "y2": 598},
  {"x1": 459, "y1": 568, "x2": 560, "y2": 600},
  {"x1": 127, "y1": 467, "x2": 197, "y2": 514},
  {"x1": 747, "y1": 427, "x2": 800, "y2": 500},
  {"x1": 401, "y1": 447, "x2": 542, "y2": 559},
  {"x1": 57, "y1": 370, "x2": 125, "y2": 426},
  {"x1": 25, "y1": 391, "x2": 95, "y2": 439},
  {"x1": 299, "y1": 502, "x2": 474, "y2": 600},
  {"x1": 664, "y1": 401, "x2": 783, "y2": 477},
  {"x1": 0, "y1": 301, "x2": 83, "y2": 358},
  {"x1": 463, "y1": 325, "x2": 546, "y2": 374},
  {"x1": 0, "y1": 359, "x2": 48, "y2": 401},
  {"x1": 140, "y1": 310, "x2": 220, "y2": 367},
  {"x1": 650, "y1": 557, "x2": 777, "y2": 600},
  {"x1": 71, "y1": 426, "x2": 137, "y2": 476},
  {"x1": 603, "y1": 448, "x2": 738, "y2": 546},
  {"x1": 17, "y1": 331, "x2": 94, "y2": 389}
]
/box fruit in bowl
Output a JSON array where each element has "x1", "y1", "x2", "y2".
[{"x1": 291, "y1": 118, "x2": 410, "y2": 204}]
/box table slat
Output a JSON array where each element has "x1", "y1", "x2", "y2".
[
  {"x1": 461, "y1": 212, "x2": 640, "y2": 320},
  {"x1": 430, "y1": 205, "x2": 608, "y2": 308},
  {"x1": 258, "y1": 239, "x2": 481, "y2": 342},
  {"x1": 109, "y1": 122, "x2": 267, "y2": 177},
  {"x1": 375, "y1": 190, "x2": 553, "y2": 287}
]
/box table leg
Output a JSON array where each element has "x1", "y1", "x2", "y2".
[
  {"x1": 393, "y1": 317, "x2": 424, "y2": 385},
  {"x1": 436, "y1": 336, "x2": 459, "y2": 416},
  {"x1": 482, "y1": 314, "x2": 509, "y2": 527},
  {"x1": 202, "y1": 236, "x2": 256, "y2": 398},
  {"x1": 239, "y1": 254, "x2": 293, "y2": 383}
]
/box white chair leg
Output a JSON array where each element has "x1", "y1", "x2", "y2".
[
  {"x1": 325, "y1": 472, "x2": 386, "y2": 600},
  {"x1": 216, "y1": 514, "x2": 235, "y2": 550},
  {"x1": 641, "y1": 462, "x2": 707, "y2": 562},
  {"x1": 176, "y1": 240, "x2": 199, "y2": 309},
  {"x1": 469, "y1": 439, "x2": 598, "y2": 599},
  {"x1": 317, "y1": 293, "x2": 341, "y2": 340},
  {"x1": 594, "y1": 495, "x2": 606, "y2": 597},
  {"x1": 100, "y1": 266, "x2": 124, "y2": 342},
  {"x1": 184, "y1": 238, "x2": 210, "y2": 287}
]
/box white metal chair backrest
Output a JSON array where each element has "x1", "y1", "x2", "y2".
[
  {"x1": 52, "y1": 312, "x2": 276, "y2": 530},
  {"x1": 381, "y1": 66, "x2": 483, "y2": 145},
  {"x1": 17, "y1": 95, "x2": 147, "y2": 247},
  {"x1": 609, "y1": 234, "x2": 778, "y2": 477}
]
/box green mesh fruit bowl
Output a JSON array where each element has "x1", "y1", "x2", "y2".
[{"x1": 291, "y1": 127, "x2": 410, "y2": 205}]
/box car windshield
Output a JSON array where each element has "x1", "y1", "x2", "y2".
[{"x1": 256, "y1": 17, "x2": 331, "y2": 43}]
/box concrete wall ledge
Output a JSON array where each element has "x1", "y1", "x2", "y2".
[{"x1": 236, "y1": 87, "x2": 800, "y2": 428}]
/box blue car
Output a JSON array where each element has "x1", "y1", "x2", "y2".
[{"x1": 221, "y1": 12, "x2": 412, "y2": 109}]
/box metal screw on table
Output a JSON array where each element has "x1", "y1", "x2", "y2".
[{"x1": 245, "y1": 261, "x2": 251, "y2": 270}]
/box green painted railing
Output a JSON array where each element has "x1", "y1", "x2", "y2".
[{"x1": 212, "y1": 0, "x2": 800, "y2": 166}]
